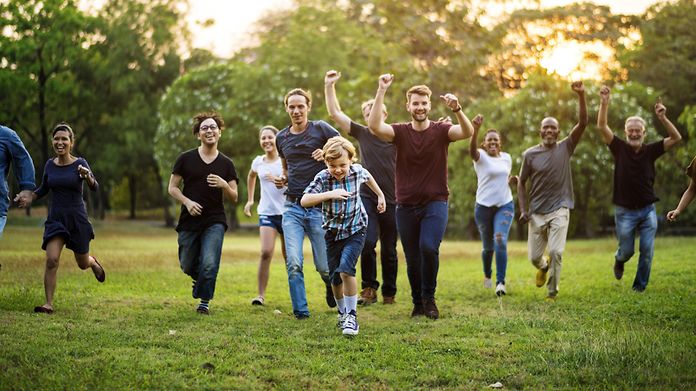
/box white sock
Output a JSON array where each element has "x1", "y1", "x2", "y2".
[
  {"x1": 336, "y1": 297, "x2": 345, "y2": 314},
  {"x1": 344, "y1": 294, "x2": 358, "y2": 314}
]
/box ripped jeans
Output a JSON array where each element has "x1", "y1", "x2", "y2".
[{"x1": 474, "y1": 201, "x2": 514, "y2": 284}]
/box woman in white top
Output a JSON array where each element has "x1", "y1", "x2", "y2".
[
  {"x1": 469, "y1": 115, "x2": 517, "y2": 296},
  {"x1": 244, "y1": 126, "x2": 286, "y2": 305}
]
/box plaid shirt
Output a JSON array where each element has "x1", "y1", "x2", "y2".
[{"x1": 304, "y1": 164, "x2": 371, "y2": 240}]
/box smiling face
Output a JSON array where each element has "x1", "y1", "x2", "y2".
[
  {"x1": 285, "y1": 94, "x2": 311, "y2": 128},
  {"x1": 539, "y1": 117, "x2": 560, "y2": 147},
  {"x1": 482, "y1": 130, "x2": 502, "y2": 156},
  {"x1": 259, "y1": 128, "x2": 277, "y2": 153},
  {"x1": 407, "y1": 93, "x2": 431, "y2": 123},
  {"x1": 52, "y1": 130, "x2": 72, "y2": 156},
  {"x1": 326, "y1": 150, "x2": 352, "y2": 181},
  {"x1": 197, "y1": 117, "x2": 221, "y2": 146},
  {"x1": 624, "y1": 118, "x2": 646, "y2": 149}
]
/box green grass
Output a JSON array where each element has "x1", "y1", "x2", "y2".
[{"x1": 1, "y1": 221, "x2": 695, "y2": 390}]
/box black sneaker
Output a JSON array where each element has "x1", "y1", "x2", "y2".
[
  {"x1": 613, "y1": 260, "x2": 624, "y2": 280},
  {"x1": 295, "y1": 313, "x2": 310, "y2": 320},
  {"x1": 424, "y1": 299, "x2": 439, "y2": 320},
  {"x1": 196, "y1": 306, "x2": 209, "y2": 315},
  {"x1": 411, "y1": 302, "x2": 425, "y2": 317},
  {"x1": 325, "y1": 284, "x2": 337, "y2": 308}
]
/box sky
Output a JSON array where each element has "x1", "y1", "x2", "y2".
[{"x1": 189, "y1": 0, "x2": 662, "y2": 58}]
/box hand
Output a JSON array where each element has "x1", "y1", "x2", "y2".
[
  {"x1": 207, "y1": 174, "x2": 228, "y2": 188},
  {"x1": 655, "y1": 97, "x2": 666, "y2": 119},
  {"x1": 274, "y1": 175, "x2": 287, "y2": 189},
  {"x1": 329, "y1": 189, "x2": 351, "y2": 200},
  {"x1": 437, "y1": 116, "x2": 452, "y2": 123},
  {"x1": 13, "y1": 190, "x2": 33, "y2": 208},
  {"x1": 666, "y1": 209, "x2": 679, "y2": 222},
  {"x1": 184, "y1": 199, "x2": 203, "y2": 216},
  {"x1": 508, "y1": 175, "x2": 518, "y2": 187},
  {"x1": 377, "y1": 196, "x2": 386, "y2": 214},
  {"x1": 519, "y1": 211, "x2": 529, "y2": 225},
  {"x1": 325, "y1": 70, "x2": 341, "y2": 85},
  {"x1": 262, "y1": 173, "x2": 275, "y2": 182},
  {"x1": 311, "y1": 149, "x2": 324, "y2": 162},
  {"x1": 599, "y1": 85, "x2": 610, "y2": 103},
  {"x1": 439, "y1": 93, "x2": 461, "y2": 112},
  {"x1": 472, "y1": 114, "x2": 483, "y2": 130},
  {"x1": 378, "y1": 74, "x2": 394, "y2": 90},
  {"x1": 244, "y1": 201, "x2": 253, "y2": 217},
  {"x1": 77, "y1": 164, "x2": 91, "y2": 179},
  {"x1": 571, "y1": 81, "x2": 585, "y2": 95}
]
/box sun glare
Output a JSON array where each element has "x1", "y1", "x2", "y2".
[{"x1": 539, "y1": 40, "x2": 615, "y2": 80}]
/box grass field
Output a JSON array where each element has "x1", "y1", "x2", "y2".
[{"x1": 1, "y1": 220, "x2": 695, "y2": 390}]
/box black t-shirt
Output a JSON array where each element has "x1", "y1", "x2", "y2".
[
  {"x1": 349, "y1": 122, "x2": 396, "y2": 205},
  {"x1": 172, "y1": 149, "x2": 238, "y2": 232},
  {"x1": 609, "y1": 136, "x2": 665, "y2": 209},
  {"x1": 276, "y1": 120, "x2": 340, "y2": 198}
]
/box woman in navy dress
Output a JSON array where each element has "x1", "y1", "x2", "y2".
[{"x1": 21, "y1": 123, "x2": 105, "y2": 314}]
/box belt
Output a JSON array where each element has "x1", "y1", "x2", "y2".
[{"x1": 286, "y1": 194, "x2": 302, "y2": 204}]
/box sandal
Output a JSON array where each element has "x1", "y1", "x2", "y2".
[
  {"x1": 251, "y1": 296, "x2": 265, "y2": 306},
  {"x1": 92, "y1": 256, "x2": 105, "y2": 283},
  {"x1": 34, "y1": 306, "x2": 54, "y2": 314}
]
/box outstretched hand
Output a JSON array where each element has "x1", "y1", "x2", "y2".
[
  {"x1": 378, "y1": 74, "x2": 394, "y2": 90},
  {"x1": 325, "y1": 70, "x2": 341, "y2": 85},
  {"x1": 77, "y1": 164, "x2": 91, "y2": 179},
  {"x1": 13, "y1": 190, "x2": 33, "y2": 208},
  {"x1": 472, "y1": 114, "x2": 484, "y2": 130},
  {"x1": 666, "y1": 209, "x2": 679, "y2": 222},
  {"x1": 571, "y1": 81, "x2": 585, "y2": 94},
  {"x1": 440, "y1": 93, "x2": 461, "y2": 111},
  {"x1": 655, "y1": 97, "x2": 667, "y2": 119},
  {"x1": 599, "y1": 85, "x2": 610, "y2": 103}
]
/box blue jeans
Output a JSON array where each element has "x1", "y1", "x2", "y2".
[
  {"x1": 326, "y1": 227, "x2": 366, "y2": 286},
  {"x1": 360, "y1": 197, "x2": 398, "y2": 296},
  {"x1": 474, "y1": 201, "x2": 514, "y2": 284},
  {"x1": 396, "y1": 201, "x2": 448, "y2": 304},
  {"x1": 614, "y1": 204, "x2": 658, "y2": 291},
  {"x1": 177, "y1": 223, "x2": 226, "y2": 301},
  {"x1": 282, "y1": 202, "x2": 330, "y2": 317},
  {"x1": 0, "y1": 214, "x2": 6, "y2": 235}
]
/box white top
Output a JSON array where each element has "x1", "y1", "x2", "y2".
[
  {"x1": 251, "y1": 155, "x2": 285, "y2": 216},
  {"x1": 473, "y1": 149, "x2": 513, "y2": 207}
]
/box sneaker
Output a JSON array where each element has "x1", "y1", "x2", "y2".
[
  {"x1": 483, "y1": 278, "x2": 493, "y2": 289},
  {"x1": 411, "y1": 302, "x2": 425, "y2": 317},
  {"x1": 342, "y1": 312, "x2": 359, "y2": 336},
  {"x1": 325, "y1": 284, "x2": 337, "y2": 308},
  {"x1": 196, "y1": 306, "x2": 209, "y2": 315},
  {"x1": 495, "y1": 282, "x2": 507, "y2": 296},
  {"x1": 294, "y1": 313, "x2": 310, "y2": 320},
  {"x1": 545, "y1": 294, "x2": 557, "y2": 302},
  {"x1": 613, "y1": 260, "x2": 624, "y2": 280},
  {"x1": 423, "y1": 299, "x2": 439, "y2": 320},
  {"x1": 536, "y1": 265, "x2": 548, "y2": 287},
  {"x1": 382, "y1": 295, "x2": 396, "y2": 305},
  {"x1": 251, "y1": 296, "x2": 264, "y2": 306},
  {"x1": 357, "y1": 287, "x2": 377, "y2": 306},
  {"x1": 632, "y1": 286, "x2": 645, "y2": 293},
  {"x1": 336, "y1": 312, "x2": 347, "y2": 328}
]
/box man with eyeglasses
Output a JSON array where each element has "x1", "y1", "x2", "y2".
[{"x1": 168, "y1": 112, "x2": 238, "y2": 315}]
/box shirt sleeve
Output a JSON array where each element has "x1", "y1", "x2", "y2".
[
  {"x1": 276, "y1": 131, "x2": 286, "y2": 159},
  {"x1": 33, "y1": 160, "x2": 51, "y2": 199},
  {"x1": 349, "y1": 121, "x2": 364, "y2": 140},
  {"x1": 321, "y1": 120, "x2": 340, "y2": 139},
  {"x1": 357, "y1": 165, "x2": 371, "y2": 184},
  {"x1": 250, "y1": 156, "x2": 260, "y2": 173},
  {"x1": 225, "y1": 159, "x2": 239, "y2": 183},
  {"x1": 647, "y1": 140, "x2": 666, "y2": 161},
  {"x1": 519, "y1": 151, "x2": 530, "y2": 182},
  {"x1": 8, "y1": 129, "x2": 35, "y2": 190},
  {"x1": 172, "y1": 152, "x2": 186, "y2": 176},
  {"x1": 304, "y1": 171, "x2": 327, "y2": 194},
  {"x1": 608, "y1": 135, "x2": 621, "y2": 156},
  {"x1": 79, "y1": 158, "x2": 99, "y2": 192}
]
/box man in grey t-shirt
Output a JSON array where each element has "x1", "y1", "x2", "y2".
[{"x1": 517, "y1": 81, "x2": 587, "y2": 301}]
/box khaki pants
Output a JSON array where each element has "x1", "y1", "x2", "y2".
[{"x1": 528, "y1": 207, "x2": 569, "y2": 296}]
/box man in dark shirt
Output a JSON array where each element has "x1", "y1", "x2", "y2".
[
  {"x1": 367, "y1": 73, "x2": 474, "y2": 319},
  {"x1": 168, "y1": 112, "x2": 238, "y2": 314},
  {"x1": 273, "y1": 88, "x2": 340, "y2": 319},
  {"x1": 324, "y1": 70, "x2": 398, "y2": 306},
  {"x1": 597, "y1": 86, "x2": 682, "y2": 292}
]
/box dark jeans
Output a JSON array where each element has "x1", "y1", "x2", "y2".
[
  {"x1": 615, "y1": 204, "x2": 657, "y2": 291},
  {"x1": 360, "y1": 197, "x2": 398, "y2": 296},
  {"x1": 326, "y1": 228, "x2": 367, "y2": 286},
  {"x1": 396, "y1": 201, "x2": 448, "y2": 304},
  {"x1": 177, "y1": 223, "x2": 225, "y2": 301},
  {"x1": 474, "y1": 201, "x2": 514, "y2": 284}
]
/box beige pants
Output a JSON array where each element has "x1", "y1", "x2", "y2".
[{"x1": 528, "y1": 207, "x2": 570, "y2": 296}]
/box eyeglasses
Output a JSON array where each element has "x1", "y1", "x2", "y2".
[{"x1": 200, "y1": 124, "x2": 219, "y2": 131}]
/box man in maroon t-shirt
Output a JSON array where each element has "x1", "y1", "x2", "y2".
[{"x1": 367, "y1": 73, "x2": 474, "y2": 319}]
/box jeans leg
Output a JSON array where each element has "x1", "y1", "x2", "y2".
[
  {"x1": 178, "y1": 230, "x2": 201, "y2": 285},
  {"x1": 546, "y1": 208, "x2": 569, "y2": 296},
  {"x1": 420, "y1": 201, "x2": 448, "y2": 301},
  {"x1": 634, "y1": 205, "x2": 657, "y2": 291},
  {"x1": 493, "y1": 201, "x2": 514, "y2": 284},
  {"x1": 474, "y1": 203, "x2": 495, "y2": 279},
  {"x1": 196, "y1": 224, "x2": 225, "y2": 301},
  {"x1": 282, "y1": 203, "x2": 309, "y2": 316},
  {"x1": 325, "y1": 232, "x2": 343, "y2": 286},
  {"x1": 397, "y1": 205, "x2": 423, "y2": 304},
  {"x1": 379, "y1": 203, "x2": 399, "y2": 297},
  {"x1": 360, "y1": 197, "x2": 379, "y2": 290},
  {"x1": 0, "y1": 215, "x2": 6, "y2": 235},
  {"x1": 336, "y1": 228, "x2": 366, "y2": 277},
  {"x1": 306, "y1": 207, "x2": 330, "y2": 285},
  {"x1": 614, "y1": 206, "x2": 638, "y2": 263}
]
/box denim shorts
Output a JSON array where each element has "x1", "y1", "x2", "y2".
[
  {"x1": 325, "y1": 227, "x2": 366, "y2": 285},
  {"x1": 259, "y1": 214, "x2": 283, "y2": 234}
]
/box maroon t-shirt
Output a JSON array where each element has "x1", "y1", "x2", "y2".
[{"x1": 392, "y1": 121, "x2": 452, "y2": 205}]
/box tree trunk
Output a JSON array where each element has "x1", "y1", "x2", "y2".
[
  {"x1": 153, "y1": 167, "x2": 175, "y2": 227},
  {"x1": 128, "y1": 173, "x2": 137, "y2": 219}
]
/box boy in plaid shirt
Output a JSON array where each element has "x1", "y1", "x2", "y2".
[{"x1": 302, "y1": 136, "x2": 386, "y2": 336}]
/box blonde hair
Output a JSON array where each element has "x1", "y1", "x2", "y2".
[
  {"x1": 406, "y1": 85, "x2": 432, "y2": 102},
  {"x1": 361, "y1": 99, "x2": 388, "y2": 115},
  {"x1": 284, "y1": 88, "x2": 311, "y2": 107},
  {"x1": 323, "y1": 136, "x2": 357, "y2": 162}
]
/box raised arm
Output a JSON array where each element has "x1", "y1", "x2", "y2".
[
  {"x1": 440, "y1": 93, "x2": 473, "y2": 141},
  {"x1": 596, "y1": 85, "x2": 614, "y2": 145},
  {"x1": 367, "y1": 74, "x2": 395, "y2": 142},
  {"x1": 468, "y1": 114, "x2": 483, "y2": 161},
  {"x1": 243, "y1": 168, "x2": 258, "y2": 217},
  {"x1": 655, "y1": 98, "x2": 682, "y2": 151},
  {"x1": 324, "y1": 70, "x2": 352, "y2": 133},
  {"x1": 568, "y1": 81, "x2": 588, "y2": 146}
]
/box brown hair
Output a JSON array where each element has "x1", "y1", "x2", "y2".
[
  {"x1": 52, "y1": 122, "x2": 75, "y2": 141},
  {"x1": 284, "y1": 88, "x2": 312, "y2": 107},
  {"x1": 192, "y1": 112, "x2": 224, "y2": 135},
  {"x1": 259, "y1": 125, "x2": 279, "y2": 137},
  {"x1": 406, "y1": 85, "x2": 432, "y2": 102},
  {"x1": 361, "y1": 99, "x2": 388, "y2": 115},
  {"x1": 323, "y1": 136, "x2": 357, "y2": 163}
]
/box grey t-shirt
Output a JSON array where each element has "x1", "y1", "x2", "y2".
[
  {"x1": 349, "y1": 121, "x2": 396, "y2": 205},
  {"x1": 519, "y1": 137, "x2": 577, "y2": 215}
]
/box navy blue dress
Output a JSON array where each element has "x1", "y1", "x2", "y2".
[{"x1": 35, "y1": 157, "x2": 98, "y2": 253}]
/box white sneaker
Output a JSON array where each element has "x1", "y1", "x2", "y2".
[
  {"x1": 483, "y1": 278, "x2": 493, "y2": 289},
  {"x1": 336, "y1": 312, "x2": 347, "y2": 329},
  {"x1": 342, "y1": 313, "x2": 359, "y2": 336},
  {"x1": 495, "y1": 282, "x2": 507, "y2": 296}
]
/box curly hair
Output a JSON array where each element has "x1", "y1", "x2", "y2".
[{"x1": 192, "y1": 112, "x2": 224, "y2": 135}]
